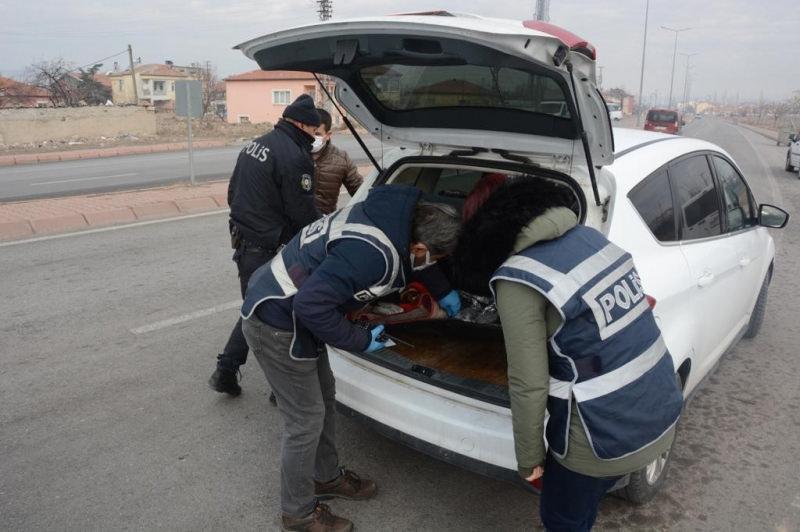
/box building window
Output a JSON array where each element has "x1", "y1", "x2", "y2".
[
  {"x1": 272, "y1": 90, "x2": 291, "y2": 105},
  {"x1": 153, "y1": 81, "x2": 165, "y2": 92},
  {"x1": 118, "y1": 80, "x2": 124, "y2": 91},
  {"x1": 239, "y1": 115, "x2": 251, "y2": 124},
  {"x1": 171, "y1": 82, "x2": 175, "y2": 92}
]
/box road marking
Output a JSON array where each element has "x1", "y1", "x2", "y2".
[
  {"x1": 131, "y1": 300, "x2": 241, "y2": 334},
  {"x1": 29, "y1": 173, "x2": 138, "y2": 186},
  {"x1": 0, "y1": 209, "x2": 228, "y2": 248}
]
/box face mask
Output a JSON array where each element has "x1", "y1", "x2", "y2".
[
  {"x1": 410, "y1": 250, "x2": 437, "y2": 271},
  {"x1": 311, "y1": 135, "x2": 326, "y2": 153}
]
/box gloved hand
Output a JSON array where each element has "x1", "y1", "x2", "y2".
[
  {"x1": 365, "y1": 324, "x2": 388, "y2": 353},
  {"x1": 437, "y1": 290, "x2": 462, "y2": 317}
]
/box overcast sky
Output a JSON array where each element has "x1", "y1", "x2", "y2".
[{"x1": 3, "y1": 0, "x2": 799, "y2": 103}]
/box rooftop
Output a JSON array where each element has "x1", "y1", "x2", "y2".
[{"x1": 224, "y1": 70, "x2": 315, "y2": 82}]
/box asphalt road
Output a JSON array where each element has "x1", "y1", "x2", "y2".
[
  {"x1": 1, "y1": 118, "x2": 799, "y2": 531},
  {"x1": 0, "y1": 134, "x2": 381, "y2": 202}
]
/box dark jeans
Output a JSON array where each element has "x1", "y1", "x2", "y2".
[
  {"x1": 242, "y1": 315, "x2": 339, "y2": 518},
  {"x1": 539, "y1": 453, "x2": 621, "y2": 532},
  {"x1": 216, "y1": 244, "x2": 276, "y2": 372}
]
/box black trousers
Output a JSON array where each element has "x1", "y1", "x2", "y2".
[
  {"x1": 539, "y1": 453, "x2": 621, "y2": 532},
  {"x1": 216, "y1": 244, "x2": 276, "y2": 372}
]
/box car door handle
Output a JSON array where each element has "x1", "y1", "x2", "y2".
[
  {"x1": 697, "y1": 272, "x2": 716, "y2": 287},
  {"x1": 739, "y1": 257, "x2": 752, "y2": 267}
]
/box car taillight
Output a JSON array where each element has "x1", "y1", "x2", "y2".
[{"x1": 646, "y1": 295, "x2": 657, "y2": 309}]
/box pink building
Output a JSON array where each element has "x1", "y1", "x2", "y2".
[{"x1": 225, "y1": 70, "x2": 326, "y2": 125}]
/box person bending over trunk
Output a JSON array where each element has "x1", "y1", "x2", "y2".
[
  {"x1": 240, "y1": 185, "x2": 461, "y2": 532},
  {"x1": 454, "y1": 178, "x2": 683, "y2": 532}
]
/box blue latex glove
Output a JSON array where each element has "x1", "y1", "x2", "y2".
[
  {"x1": 438, "y1": 290, "x2": 462, "y2": 317},
  {"x1": 365, "y1": 324, "x2": 387, "y2": 353}
]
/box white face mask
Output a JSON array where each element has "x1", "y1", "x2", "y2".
[
  {"x1": 311, "y1": 135, "x2": 326, "y2": 153},
  {"x1": 410, "y1": 250, "x2": 437, "y2": 271}
]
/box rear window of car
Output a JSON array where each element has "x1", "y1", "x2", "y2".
[
  {"x1": 647, "y1": 110, "x2": 678, "y2": 123},
  {"x1": 628, "y1": 169, "x2": 677, "y2": 242},
  {"x1": 359, "y1": 64, "x2": 572, "y2": 119}
]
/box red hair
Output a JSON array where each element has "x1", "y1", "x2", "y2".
[{"x1": 462, "y1": 173, "x2": 507, "y2": 222}]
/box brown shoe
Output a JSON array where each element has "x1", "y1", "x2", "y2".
[
  {"x1": 281, "y1": 503, "x2": 353, "y2": 532},
  {"x1": 315, "y1": 468, "x2": 378, "y2": 501}
]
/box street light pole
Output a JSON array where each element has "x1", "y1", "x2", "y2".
[
  {"x1": 679, "y1": 52, "x2": 698, "y2": 111},
  {"x1": 661, "y1": 26, "x2": 691, "y2": 109},
  {"x1": 636, "y1": 0, "x2": 650, "y2": 126}
]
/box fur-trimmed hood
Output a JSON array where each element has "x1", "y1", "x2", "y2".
[{"x1": 453, "y1": 178, "x2": 578, "y2": 296}]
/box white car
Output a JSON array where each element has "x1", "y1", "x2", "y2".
[
  {"x1": 608, "y1": 102, "x2": 623, "y2": 121},
  {"x1": 784, "y1": 133, "x2": 800, "y2": 175},
  {"x1": 237, "y1": 13, "x2": 789, "y2": 503}
]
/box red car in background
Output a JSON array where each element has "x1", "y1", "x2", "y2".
[{"x1": 644, "y1": 109, "x2": 682, "y2": 135}]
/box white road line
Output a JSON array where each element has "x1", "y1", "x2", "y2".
[
  {"x1": 131, "y1": 300, "x2": 242, "y2": 335},
  {"x1": 29, "y1": 173, "x2": 138, "y2": 186},
  {"x1": 0, "y1": 209, "x2": 228, "y2": 248}
]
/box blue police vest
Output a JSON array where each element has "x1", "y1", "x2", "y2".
[
  {"x1": 241, "y1": 202, "x2": 406, "y2": 359},
  {"x1": 490, "y1": 225, "x2": 683, "y2": 460}
]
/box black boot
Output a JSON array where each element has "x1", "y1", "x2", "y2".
[{"x1": 208, "y1": 368, "x2": 241, "y2": 396}]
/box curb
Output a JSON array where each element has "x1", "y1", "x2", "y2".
[
  {"x1": 0, "y1": 181, "x2": 230, "y2": 242},
  {"x1": 736, "y1": 123, "x2": 779, "y2": 142},
  {"x1": 0, "y1": 140, "x2": 231, "y2": 167}
]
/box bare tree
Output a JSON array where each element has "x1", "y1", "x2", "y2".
[
  {"x1": 194, "y1": 61, "x2": 221, "y2": 118},
  {"x1": 27, "y1": 58, "x2": 80, "y2": 107}
]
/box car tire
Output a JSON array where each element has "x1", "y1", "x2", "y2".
[
  {"x1": 616, "y1": 374, "x2": 683, "y2": 505},
  {"x1": 744, "y1": 275, "x2": 770, "y2": 339},
  {"x1": 785, "y1": 152, "x2": 794, "y2": 172}
]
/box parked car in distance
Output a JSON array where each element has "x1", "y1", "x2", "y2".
[
  {"x1": 645, "y1": 109, "x2": 681, "y2": 135},
  {"x1": 784, "y1": 133, "x2": 800, "y2": 177},
  {"x1": 608, "y1": 102, "x2": 623, "y2": 121},
  {"x1": 237, "y1": 12, "x2": 790, "y2": 506}
]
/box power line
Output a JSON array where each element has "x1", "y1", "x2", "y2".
[{"x1": 70, "y1": 49, "x2": 129, "y2": 73}]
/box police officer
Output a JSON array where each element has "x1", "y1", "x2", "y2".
[
  {"x1": 455, "y1": 178, "x2": 683, "y2": 531},
  {"x1": 209, "y1": 94, "x2": 322, "y2": 396},
  {"x1": 240, "y1": 185, "x2": 460, "y2": 531}
]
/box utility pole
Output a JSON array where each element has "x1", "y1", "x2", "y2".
[
  {"x1": 598, "y1": 66, "x2": 604, "y2": 90},
  {"x1": 679, "y1": 52, "x2": 698, "y2": 111},
  {"x1": 636, "y1": 0, "x2": 650, "y2": 126},
  {"x1": 127, "y1": 44, "x2": 139, "y2": 106},
  {"x1": 534, "y1": 0, "x2": 551, "y2": 21},
  {"x1": 317, "y1": 0, "x2": 332, "y2": 21},
  {"x1": 661, "y1": 26, "x2": 691, "y2": 109}
]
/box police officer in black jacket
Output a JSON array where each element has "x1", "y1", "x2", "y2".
[{"x1": 209, "y1": 94, "x2": 322, "y2": 396}]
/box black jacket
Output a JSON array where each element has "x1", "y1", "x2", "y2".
[{"x1": 228, "y1": 120, "x2": 320, "y2": 249}]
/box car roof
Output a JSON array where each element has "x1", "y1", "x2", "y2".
[
  {"x1": 612, "y1": 127, "x2": 676, "y2": 155},
  {"x1": 608, "y1": 129, "x2": 734, "y2": 195}
]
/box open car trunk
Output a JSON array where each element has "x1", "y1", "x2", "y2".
[
  {"x1": 349, "y1": 319, "x2": 511, "y2": 407},
  {"x1": 339, "y1": 156, "x2": 589, "y2": 407}
]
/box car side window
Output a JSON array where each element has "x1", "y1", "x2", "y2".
[
  {"x1": 628, "y1": 169, "x2": 678, "y2": 242},
  {"x1": 668, "y1": 155, "x2": 722, "y2": 240},
  {"x1": 711, "y1": 156, "x2": 755, "y2": 232}
]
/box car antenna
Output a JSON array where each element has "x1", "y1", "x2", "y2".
[
  {"x1": 565, "y1": 61, "x2": 602, "y2": 207},
  {"x1": 313, "y1": 73, "x2": 382, "y2": 173}
]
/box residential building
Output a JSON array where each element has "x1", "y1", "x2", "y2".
[
  {"x1": 108, "y1": 63, "x2": 193, "y2": 109},
  {"x1": 0, "y1": 76, "x2": 50, "y2": 108},
  {"x1": 224, "y1": 70, "x2": 337, "y2": 125}
]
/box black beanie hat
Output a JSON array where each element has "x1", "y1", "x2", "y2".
[{"x1": 282, "y1": 94, "x2": 321, "y2": 127}]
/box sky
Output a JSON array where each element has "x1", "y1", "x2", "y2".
[{"x1": 2, "y1": 0, "x2": 799, "y2": 103}]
